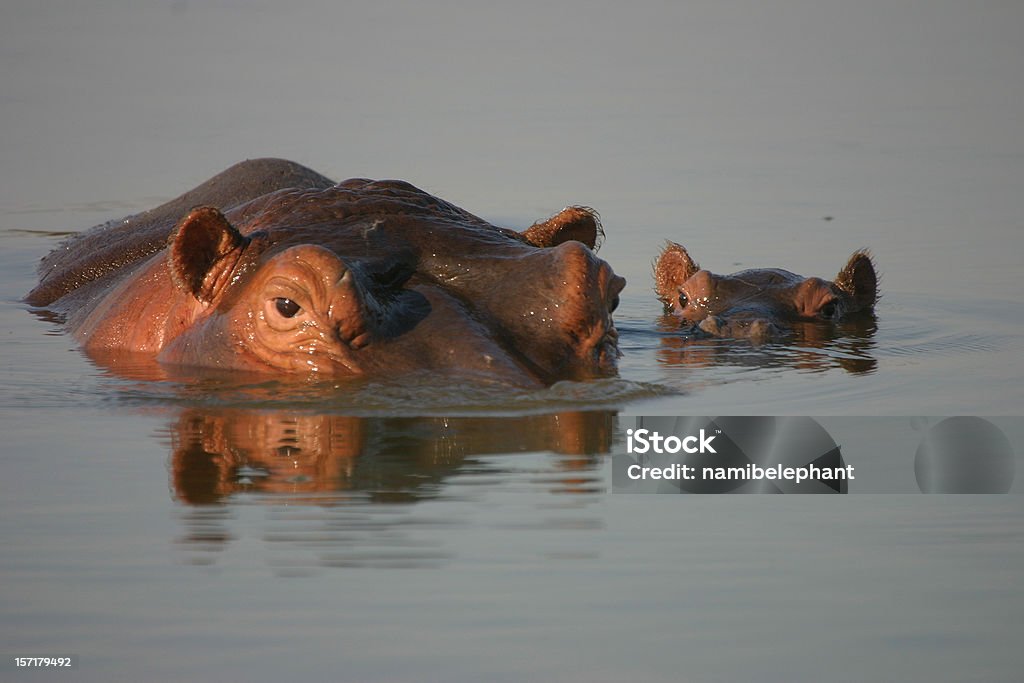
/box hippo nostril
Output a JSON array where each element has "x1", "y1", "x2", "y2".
[
  {"x1": 371, "y1": 261, "x2": 414, "y2": 291},
  {"x1": 698, "y1": 316, "x2": 723, "y2": 336}
]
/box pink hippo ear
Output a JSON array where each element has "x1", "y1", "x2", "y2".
[
  {"x1": 521, "y1": 206, "x2": 603, "y2": 251},
  {"x1": 834, "y1": 249, "x2": 878, "y2": 311},
  {"x1": 653, "y1": 241, "x2": 700, "y2": 308},
  {"x1": 168, "y1": 206, "x2": 247, "y2": 304}
]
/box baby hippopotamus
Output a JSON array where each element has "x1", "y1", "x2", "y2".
[
  {"x1": 27, "y1": 159, "x2": 624, "y2": 388},
  {"x1": 654, "y1": 242, "x2": 877, "y2": 341}
]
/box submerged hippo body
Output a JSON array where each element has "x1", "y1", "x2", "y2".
[
  {"x1": 654, "y1": 242, "x2": 877, "y2": 342},
  {"x1": 27, "y1": 159, "x2": 624, "y2": 387}
]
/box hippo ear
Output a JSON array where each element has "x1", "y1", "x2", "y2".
[
  {"x1": 654, "y1": 241, "x2": 700, "y2": 306},
  {"x1": 168, "y1": 206, "x2": 246, "y2": 304},
  {"x1": 521, "y1": 206, "x2": 603, "y2": 251},
  {"x1": 834, "y1": 249, "x2": 878, "y2": 310}
]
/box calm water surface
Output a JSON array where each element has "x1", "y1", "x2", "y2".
[{"x1": 2, "y1": 2, "x2": 1023, "y2": 682}]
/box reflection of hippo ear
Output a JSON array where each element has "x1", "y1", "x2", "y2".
[
  {"x1": 168, "y1": 206, "x2": 247, "y2": 303},
  {"x1": 521, "y1": 206, "x2": 603, "y2": 251},
  {"x1": 834, "y1": 249, "x2": 878, "y2": 310},
  {"x1": 653, "y1": 241, "x2": 700, "y2": 306}
]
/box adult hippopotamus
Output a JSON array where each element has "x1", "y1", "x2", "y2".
[
  {"x1": 653, "y1": 242, "x2": 877, "y2": 341},
  {"x1": 26, "y1": 159, "x2": 624, "y2": 387}
]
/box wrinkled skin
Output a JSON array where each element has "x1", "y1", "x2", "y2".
[
  {"x1": 654, "y1": 242, "x2": 877, "y2": 342},
  {"x1": 27, "y1": 159, "x2": 624, "y2": 388}
]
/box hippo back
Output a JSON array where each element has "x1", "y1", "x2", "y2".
[{"x1": 26, "y1": 158, "x2": 335, "y2": 307}]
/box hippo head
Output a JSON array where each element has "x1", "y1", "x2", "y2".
[
  {"x1": 147, "y1": 182, "x2": 624, "y2": 386},
  {"x1": 653, "y1": 242, "x2": 877, "y2": 341},
  {"x1": 28, "y1": 161, "x2": 624, "y2": 389}
]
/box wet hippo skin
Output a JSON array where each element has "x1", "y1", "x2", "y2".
[
  {"x1": 27, "y1": 159, "x2": 624, "y2": 387},
  {"x1": 654, "y1": 242, "x2": 877, "y2": 342}
]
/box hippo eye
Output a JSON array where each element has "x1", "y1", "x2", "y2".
[
  {"x1": 819, "y1": 300, "x2": 837, "y2": 319},
  {"x1": 274, "y1": 297, "x2": 302, "y2": 318},
  {"x1": 678, "y1": 292, "x2": 689, "y2": 308}
]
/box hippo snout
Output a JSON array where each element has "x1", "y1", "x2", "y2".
[
  {"x1": 548, "y1": 240, "x2": 625, "y2": 377},
  {"x1": 697, "y1": 314, "x2": 783, "y2": 343}
]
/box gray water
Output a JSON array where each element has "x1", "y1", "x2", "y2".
[{"x1": 2, "y1": 2, "x2": 1023, "y2": 681}]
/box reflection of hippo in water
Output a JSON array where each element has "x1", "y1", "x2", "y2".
[
  {"x1": 653, "y1": 242, "x2": 878, "y2": 342},
  {"x1": 170, "y1": 408, "x2": 613, "y2": 569},
  {"x1": 170, "y1": 409, "x2": 613, "y2": 505},
  {"x1": 26, "y1": 159, "x2": 624, "y2": 387}
]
